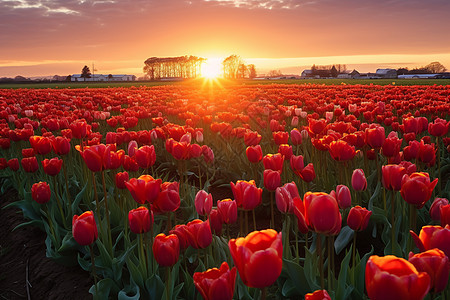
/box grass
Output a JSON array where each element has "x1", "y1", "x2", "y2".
[{"x1": 0, "y1": 78, "x2": 449, "y2": 89}]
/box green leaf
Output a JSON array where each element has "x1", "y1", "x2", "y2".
[
  {"x1": 89, "y1": 278, "x2": 119, "y2": 299},
  {"x1": 126, "y1": 258, "x2": 145, "y2": 288},
  {"x1": 353, "y1": 246, "x2": 373, "y2": 298},
  {"x1": 72, "y1": 181, "x2": 88, "y2": 214},
  {"x1": 118, "y1": 283, "x2": 140, "y2": 300},
  {"x1": 145, "y1": 273, "x2": 164, "y2": 300},
  {"x1": 334, "y1": 226, "x2": 354, "y2": 255},
  {"x1": 12, "y1": 219, "x2": 44, "y2": 231},
  {"x1": 282, "y1": 258, "x2": 311, "y2": 295},
  {"x1": 335, "y1": 247, "x2": 354, "y2": 300},
  {"x1": 368, "y1": 181, "x2": 381, "y2": 211}
]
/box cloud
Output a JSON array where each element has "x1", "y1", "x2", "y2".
[{"x1": 202, "y1": 0, "x2": 316, "y2": 10}]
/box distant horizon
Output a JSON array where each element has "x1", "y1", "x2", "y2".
[{"x1": 1, "y1": 53, "x2": 449, "y2": 79}]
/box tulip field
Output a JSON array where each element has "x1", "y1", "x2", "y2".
[{"x1": 0, "y1": 83, "x2": 449, "y2": 299}]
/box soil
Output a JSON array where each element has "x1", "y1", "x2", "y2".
[{"x1": 0, "y1": 189, "x2": 92, "y2": 300}]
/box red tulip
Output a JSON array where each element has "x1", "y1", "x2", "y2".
[
  {"x1": 195, "y1": 190, "x2": 213, "y2": 217},
  {"x1": 400, "y1": 172, "x2": 438, "y2": 209},
  {"x1": 304, "y1": 192, "x2": 341, "y2": 235},
  {"x1": 328, "y1": 140, "x2": 356, "y2": 161},
  {"x1": 382, "y1": 164, "x2": 407, "y2": 191},
  {"x1": 408, "y1": 249, "x2": 450, "y2": 293},
  {"x1": 228, "y1": 229, "x2": 282, "y2": 288},
  {"x1": 29, "y1": 135, "x2": 52, "y2": 155},
  {"x1": 289, "y1": 154, "x2": 304, "y2": 173},
  {"x1": 189, "y1": 143, "x2": 203, "y2": 158},
  {"x1": 193, "y1": 261, "x2": 237, "y2": 300},
  {"x1": 21, "y1": 156, "x2": 39, "y2": 173},
  {"x1": 217, "y1": 199, "x2": 237, "y2": 224},
  {"x1": 272, "y1": 131, "x2": 289, "y2": 145},
  {"x1": 418, "y1": 141, "x2": 435, "y2": 165},
  {"x1": 72, "y1": 211, "x2": 98, "y2": 246},
  {"x1": 410, "y1": 225, "x2": 450, "y2": 258},
  {"x1": 153, "y1": 181, "x2": 180, "y2": 213},
  {"x1": 365, "y1": 125, "x2": 385, "y2": 149},
  {"x1": 152, "y1": 233, "x2": 180, "y2": 267},
  {"x1": 31, "y1": 181, "x2": 51, "y2": 204},
  {"x1": 305, "y1": 289, "x2": 331, "y2": 300},
  {"x1": 365, "y1": 255, "x2": 430, "y2": 300},
  {"x1": 335, "y1": 185, "x2": 351, "y2": 209},
  {"x1": 230, "y1": 180, "x2": 262, "y2": 210},
  {"x1": 351, "y1": 169, "x2": 367, "y2": 191},
  {"x1": 440, "y1": 204, "x2": 450, "y2": 227},
  {"x1": 125, "y1": 174, "x2": 161, "y2": 204},
  {"x1": 78, "y1": 144, "x2": 107, "y2": 172},
  {"x1": 42, "y1": 157, "x2": 63, "y2": 176},
  {"x1": 278, "y1": 144, "x2": 293, "y2": 160},
  {"x1": 7, "y1": 158, "x2": 19, "y2": 171},
  {"x1": 169, "y1": 224, "x2": 193, "y2": 250},
  {"x1": 104, "y1": 148, "x2": 124, "y2": 170},
  {"x1": 307, "y1": 118, "x2": 327, "y2": 136},
  {"x1": 244, "y1": 130, "x2": 262, "y2": 146},
  {"x1": 428, "y1": 118, "x2": 449, "y2": 137},
  {"x1": 123, "y1": 155, "x2": 139, "y2": 172},
  {"x1": 187, "y1": 219, "x2": 212, "y2": 249},
  {"x1": 135, "y1": 145, "x2": 156, "y2": 169},
  {"x1": 263, "y1": 169, "x2": 281, "y2": 191},
  {"x1": 429, "y1": 198, "x2": 448, "y2": 221},
  {"x1": 51, "y1": 136, "x2": 70, "y2": 156},
  {"x1": 290, "y1": 129, "x2": 302, "y2": 145},
  {"x1": 299, "y1": 163, "x2": 316, "y2": 183},
  {"x1": 275, "y1": 182, "x2": 299, "y2": 214},
  {"x1": 209, "y1": 209, "x2": 223, "y2": 235},
  {"x1": 403, "y1": 140, "x2": 420, "y2": 161},
  {"x1": 128, "y1": 206, "x2": 153, "y2": 234},
  {"x1": 262, "y1": 153, "x2": 284, "y2": 172},
  {"x1": 128, "y1": 140, "x2": 138, "y2": 157},
  {"x1": 202, "y1": 145, "x2": 214, "y2": 163},
  {"x1": 347, "y1": 206, "x2": 372, "y2": 231},
  {"x1": 382, "y1": 133, "x2": 403, "y2": 158},
  {"x1": 245, "y1": 145, "x2": 263, "y2": 163},
  {"x1": 70, "y1": 120, "x2": 88, "y2": 139},
  {"x1": 115, "y1": 171, "x2": 129, "y2": 190},
  {"x1": 22, "y1": 148, "x2": 35, "y2": 158}
]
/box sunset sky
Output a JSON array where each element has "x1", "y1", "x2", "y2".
[{"x1": 1, "y1": 0, "x2": 450, "y2": 77}]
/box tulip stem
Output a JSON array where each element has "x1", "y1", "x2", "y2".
[
  {"x1": 351, "y1": 232, "x2": 357, "y2": 285},
  {"x1": 317, "y1": 234, "x2": 324, "y2": 289},
  {"x1": 295, "y1": 223, "x2": 299, "y2": 263},
  {"x1": 92, "y1": 173, "x2": 104, "y2": 237},
  {"x1": 140, "y1": 234, "x2": 147, "y2": 277},
  {"x1": 409, "y1": 205, "x2": 417, "y2": 253},
  {"x1": 62, "y1": 160, "x2": 72, "y2": 215},
  {"x1": 252, "y1": 210, "x2": 257, "y2": 231},
  {"x1": 167, "y1": 212, "x2": 172, "y2": 234},
  {"x1": 53, "y1": 176, "x2": 67, "y2": 229},
  {"x1": 327, "y1": 236, "x2": 332, "y2": 291},
  {"x1": 166, "y1": 267, "x2": 171, "y2": 300},
  {"x1": 391, "y1": 190, "x2": 395, "y2": 254},
  {"x1": 260, "y1": 287, "x2": 267, "y2": 300},
  {"x1": 89, "y1": 244, "x2": 98, "y2": 298},
  {"x1": 270, "y1": 191, "x2": 274, "y2": 229},
  {"x1": 436, "y1": 136, "x2": 441, "y2": 194},
  {"x1": 198, "y1": 164, "x2": 202, "y2": 190},
  {"x1": 101, "y1": 170, "x2": 112, "y2": 255},
  {"x1": 44, "y1": 205, "x2": 60, "y2": 246},
  {"x1": 245, "y1": 211, "x2": 249, "y2": 236}
]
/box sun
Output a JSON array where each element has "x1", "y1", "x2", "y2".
[{"x1": 201, "y1": 58, "x2": 222, "y2": 79}]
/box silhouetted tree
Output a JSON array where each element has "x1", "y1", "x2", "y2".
[
  {"x1": 247, "y1": 64, "x2": 257, "y2": 79},
  {"x1": 81, "y1": 65, "x2": 91, "y2": 81},
  {"x1": 267, "y1": 70, "x2": 282, "y2": 77},
  {"x1": 222, "y1": 55, "x2": 243, "y2": 79},
  {"x1": 424, "y1": 61, "x2": 446, "y2": 73},
  {"x1": 237, "y1": 63, "x2": 247, "y2": 79}
]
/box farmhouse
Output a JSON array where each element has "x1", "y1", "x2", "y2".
[
  {"x1": 70, "y1": 74, "x2": 136, "y2": 82},
  {"x1": 375, "y1": 69, "x2": 397, "y2": 79}
]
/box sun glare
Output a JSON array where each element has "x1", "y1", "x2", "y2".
[{"x1": 201, "y1": 58, "x2": 222, "y2": 79}]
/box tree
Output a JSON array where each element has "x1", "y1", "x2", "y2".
[
  {"x1": 222, "y1": 55, "x2": 243, "y2": 79},
  {"x1": 247, "y1": 64, "x2": 257, "y2": 79},
  {"x1": 81, "y1": 65, "x2": 91, "y2": 81},
  {"x1": 267, "y1": 70, "x2": 282, "y2": 77},
  {"x1": 424, "y1": 61, "x2": 446, "y2": 73},
  {"x1": 237, "y1": 63, "x2": 248, "y2": 79}
]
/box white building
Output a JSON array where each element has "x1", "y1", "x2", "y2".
[{"x1": 70, "y1": 74, "x2": 136, "y2": 82}]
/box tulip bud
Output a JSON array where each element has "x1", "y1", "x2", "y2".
[
  {"x1": 195, "y1": 190, "x2": 213, "y2": 217},
  {"x1": 351, "y1": 169, "x2": 367, "y2": 191},
  {"x1": 128, "y1": 206, "x2": 153, "y2": 234},
  {"x1": 153, "y1": 233, "x2": 180, "y2": 267},
  {"x1": 430, "y1": 198, "x2": 449, "y2": 221},
  {"x1": 347, "y1": 206, "x2": 372, "y2": 231},
  {"x1": 31, "y1": 181, "x2": 51, "y2": 204},
  {"x1": 72, "y1": 211, "x2": 98, "y2": 246},
  {"x1": 336, "y1": 185, "x2": 351, "y2": 209}
]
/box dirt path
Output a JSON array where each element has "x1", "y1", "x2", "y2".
[{"x1": 0, "y1": 189, "x2": 92, "y2": 300}]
